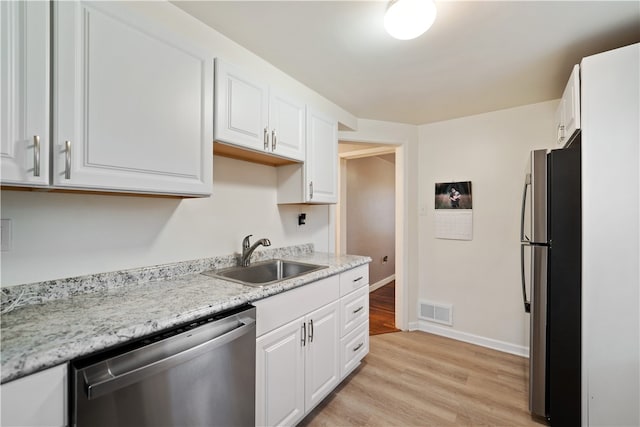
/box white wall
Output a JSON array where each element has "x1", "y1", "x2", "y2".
[
  {"x1": 581, "y1": 43, "x2": 639, "y2": 427},
  {"x1": 1, "y1": 156, "x2": 330, "y2": 286},
  {"x1": 417, "y1": 100, "x2": 557, "y2": 353}
]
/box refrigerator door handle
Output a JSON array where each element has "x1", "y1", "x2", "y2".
[
  {"x1": 520, "y1": 173, "x2": 531, "y2": 243},
  {"x1": 520, "y1": 244, "x2": 531, "y2": 313}
]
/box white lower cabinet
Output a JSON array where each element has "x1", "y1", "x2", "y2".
[
  {"x1": 340, "y1": 320, "x2": 370, "y2": 378},
  {"x1": 338, "y1": 264, "x2": 370, "y2": 379},
  {"x1": 0, "y1": 364, "x2": 67, "y2": 427},
  {"x1": 303, "y1": 301, "x2": 340, "y2": 411},
  {"x1": 256, "y1": 317, "x2": 306, "y2": 427},
  {"x1": 256, "y1": 300, "x2": 340, "y2": 427},
  {"x1": 254, "y1": 265, "x2": 369, "y2": 426}
]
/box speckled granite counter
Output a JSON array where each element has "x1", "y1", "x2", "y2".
[{"x1": 0, "y1": 247, "x2": 370, "y2": 384}]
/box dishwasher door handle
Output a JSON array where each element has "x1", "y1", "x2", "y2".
[{"x1": 84, "y1": 317, "x2": 255, "y2": 400}]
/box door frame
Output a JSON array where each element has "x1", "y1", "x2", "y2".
[{"x1": 335, "y1": 139, "x2": 407, "y2": 331}]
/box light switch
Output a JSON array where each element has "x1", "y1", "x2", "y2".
[{"x1": 1, "y1": 219, "x2": 12, "y2": 251}]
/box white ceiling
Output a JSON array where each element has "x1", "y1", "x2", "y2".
[{"x1": 173, "y1": 1, "x2": 640, "y2": 125}]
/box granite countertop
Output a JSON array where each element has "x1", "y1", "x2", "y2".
[{"x1": 0, "y1": 248, "x2": 370, "y2": 384}]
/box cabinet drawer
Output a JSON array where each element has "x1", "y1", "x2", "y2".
[
  {"x1": 339, "y1": 264, "x2": 369, "y2": 296},
  {"x1": 254, "y1": 275, "x2": 340, "y2": 337},
  {"x1": 340, "y1": 321, "x2": 369, "y2": 379},
  {"x1": 340, "y1": 286, "x2": 369, "y2": 337}
]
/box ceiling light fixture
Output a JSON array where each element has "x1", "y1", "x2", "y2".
[{"x1": 384, "y1": 0, "x2": 437, "y2": 40}]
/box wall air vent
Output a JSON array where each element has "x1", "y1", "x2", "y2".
[{"x1": 419, "y1": 300, "x2": 453, "y2": 326}]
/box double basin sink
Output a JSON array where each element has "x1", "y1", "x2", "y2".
[{"x1": 202, "y1": 259, "x2": 327, "y2": 287}]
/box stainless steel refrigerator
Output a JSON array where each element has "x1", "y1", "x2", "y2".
[{"x1": 520, "y1": 141, "x2": 581, "y2": 425}]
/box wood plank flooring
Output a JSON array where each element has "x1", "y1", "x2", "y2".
[
  {"x1": 299, "y1": 331, "x2": 543, "y2": 426},
  {"x1": 369, "y1": 281, "x2": 401, "y2": 335}
]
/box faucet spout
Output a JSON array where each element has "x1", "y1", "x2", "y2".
[{"x1": 240, "y1": 235, "x2": 271, "y2": 267}]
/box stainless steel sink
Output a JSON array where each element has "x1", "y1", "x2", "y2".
[{"x1": 202, "y1": 259, "x2": 327, "y2": 287}]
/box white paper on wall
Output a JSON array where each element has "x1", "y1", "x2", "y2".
[{"x1": 434, "y1": 209, "x2": 473, "y2": 240}]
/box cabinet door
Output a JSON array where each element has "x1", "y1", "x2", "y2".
[
  {"x1": 0, "y1": 364, "x2": 67, "y2": 427},
  {"x1": 556, "y1": 64, "x2": 581, "y2": 147},
  {"x1": 305, "y1": 108, "x2": 338, "y2": 203},
  {"x1": 256, "y1": 317, "x2": 305, "y2": 427},
  {"x1": 54, "y1": 1, "x2": 213, "y2": 196},
  {"x1": 304, "y1": 300, "x2": 340, "y2": 411},
  {"x1": 214, "y1": 59, "x2": 268, "y2": 152},
  {"x1": 269, "y1": 90, "x2": 305, "y2": 161},
  {"x1": 562, "y1": 64, "x2": 581, "y2": 140},
  {"x1": 0, "y1": 1, "x2": 49, "y2": 187}
]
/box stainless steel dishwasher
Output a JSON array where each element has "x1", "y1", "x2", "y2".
[{"x1": 70, "y1": 305, "x2": 256, "y2": 427}]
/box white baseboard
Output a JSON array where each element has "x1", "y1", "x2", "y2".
[
  {"x1": 407, "y1": 321, "x2": 420, "y2": 331},
  {"x1": 417, "y1": 320, "x2": 529, "y2": 358},
  {"x1": 369, "y1": 274, "x2": 395, "y2": 292}
]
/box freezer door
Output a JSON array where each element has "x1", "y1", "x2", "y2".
[
  {"x1": 529, "y1": 244, "x2": 549, "y2": 418},
  {"x1": 530, "y1": 150, "x2": 548, "y2": 244}
]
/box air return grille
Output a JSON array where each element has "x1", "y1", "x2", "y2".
[{"x1": 419, "y1": 301, "x2": 453, "y2": 326}]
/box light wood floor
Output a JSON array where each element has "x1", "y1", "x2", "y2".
[
  {"x1": 369, "y1": 281, "x2": 401, "y2": 336},
  {"x1": 299, "y1": 331, "x2": 544, "y2": 426}
]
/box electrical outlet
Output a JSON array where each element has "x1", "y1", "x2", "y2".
[{"x1": 1, "y1": 219, "x2": 12, "y2": 251}]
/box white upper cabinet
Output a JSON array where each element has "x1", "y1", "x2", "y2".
[
  {"x1": 53, "y1": 1, "x2": 213, "y2": 196},
  {"x1": 277, "y1": 108, "x2": 338, "y2": 204},
  {"x1": 269, "y1": 89, "x2": 305, "y2": 160},
  {"x1": 214, "y1": 59, "x2": 269, "y2": 152},
  {"x1": 305, "y1": 108, "x2": 338, "y2": 203},
  {"x1": 214, "y1": 59, "x2": 305, "y2": 162},
  {"x1": 1, "y1": 1, "x2": 50, "y2": 187},
  {"x1": 555, "y1": 64, "x2": 581, "y2": 147}
]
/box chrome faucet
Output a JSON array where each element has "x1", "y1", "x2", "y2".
[{"x1": 240, "y1": 235, "x2": 271, "y2": 267}]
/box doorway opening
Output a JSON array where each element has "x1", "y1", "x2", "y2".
[{"x1": 337, "y1": 141, "x2": 402, "y2": 335}]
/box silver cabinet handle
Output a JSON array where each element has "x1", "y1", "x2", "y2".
[
  {"x1": 353, "y1": 342, "x2": 364, "y2": 352},
  {"x1": 309, "y1": 319, "x2": 314, "y2": 343},
  {"x1": 271, "y1": 129, "x2": 277, "y2": 151},
  {"x1": 352, "y1": 306, "x2": 364, "y2": 314},
  {"x1": 64, "y1": 140, "x2": 71, "y2": 179},
  {"x1": 301, "y1": 322, "x2": 306, "y2": 347},
  {"x1": 309, "y1": 181, "x2": 313, "y2": 200},
  {"x1": 33, "y1": 135, "x2": 40, "y2": 177},
  {"x1": 353, "y1": 276, "x2": 363, "y2": 283},
  {"x1": 263, "y1": 127, "x2": 269, "y2": 150}
]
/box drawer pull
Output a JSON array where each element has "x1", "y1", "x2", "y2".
[
  {"x1": 301, "y1": 322, "x2": 306, "y2": 347},
  {"x1": 353, "y1": 276, "x2": 363, "y2": 283},
  {"x1": 352, "y1": 306, "x2": 364, "y2": 314},
  {"x1": 64, "y1": 140, "x2": 71, "y2": 179},
  {"x1": 33, "y1": 135, "x2": 41, "y2": 177},
  {"x1": 353, "y1": 342, "x2": 364, "y2": 352}
]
